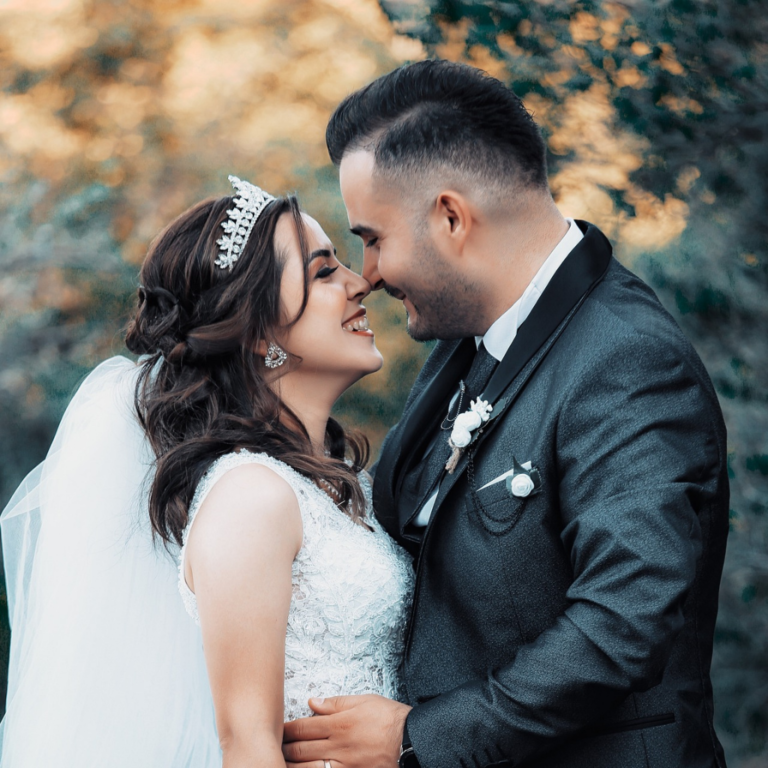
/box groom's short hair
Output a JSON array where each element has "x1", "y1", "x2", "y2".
[{"x1": 326, "y1": 59, "x2": 548, "y2": 193}]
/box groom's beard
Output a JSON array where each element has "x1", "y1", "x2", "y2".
[{"x1": 387, "y1": 239, "x2": 483, "y2": 342}]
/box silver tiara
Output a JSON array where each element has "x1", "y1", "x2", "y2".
[{"x1": 215, "y1": 175, "x2": 276, "y2": 271}]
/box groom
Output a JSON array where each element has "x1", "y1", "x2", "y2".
[{"x1": 283, "y1": 60, "x2": 729, "y2": 768}]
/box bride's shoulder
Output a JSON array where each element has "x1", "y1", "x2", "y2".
[
  {"x1": 182, "y1": 454, "x2": 303, "y2": 599},
  {"x1": 200, "y1": 458, "x2": 299, "y2": 519},
  {"x1": 193, "y1": 451, "x2": 304, "y2": 506},
  {"x1": 186, "y1": 452, "x2": 303, "y2": 560},
  {"x1": 194, "y1": 451, "x2": 302, "y2": 517}
]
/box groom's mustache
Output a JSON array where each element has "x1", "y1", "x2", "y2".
[{"x1": 383, "y1": 283, "x2": 406, "y2": 301}]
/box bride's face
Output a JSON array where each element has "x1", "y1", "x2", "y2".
[{"x1": 273, "y1": 211, "x2": 383, "y2": 384}]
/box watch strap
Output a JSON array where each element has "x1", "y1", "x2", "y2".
[{"x1": 399, "y1": 720, "x2": 420, "y2": 768}]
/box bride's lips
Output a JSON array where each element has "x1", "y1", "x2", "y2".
[{"x1": 341, "y1": 308, "x2": 373, "y2": 336}]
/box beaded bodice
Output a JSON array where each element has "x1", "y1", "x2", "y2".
[{"x1": 178, "y1": 451, "x2": 415, "y2": 720}]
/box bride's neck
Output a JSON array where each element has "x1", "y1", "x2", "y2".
[{"x1": 271, "y1": 373, "x2": 340, "y2": 455}]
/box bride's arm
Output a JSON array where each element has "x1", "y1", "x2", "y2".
[{"x1": 185, "y1": 464, "x2": 303, "y2": 768}]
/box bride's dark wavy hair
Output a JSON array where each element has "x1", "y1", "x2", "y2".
[{"x1": 125, "y1": 193, "x2": 369, "y2": 547}]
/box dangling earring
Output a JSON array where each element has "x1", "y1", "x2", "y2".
[{"x1": 264, "y1": 342, "x2": 288, "y2": 369}]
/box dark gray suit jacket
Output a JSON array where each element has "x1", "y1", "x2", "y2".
[{"x1": 373, "y1": 222, "x2": 729, "y2": 768}]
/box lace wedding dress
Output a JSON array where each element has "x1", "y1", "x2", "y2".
[
  {"x1": 0, "y1": 358, "x2": 414, "y2": 766},
  {"x1": 178, "y1": 450, "x2": 415, "y2": 719}
]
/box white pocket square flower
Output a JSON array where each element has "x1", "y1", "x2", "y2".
[
  {"x1": 479, "y1": 459, "x2": 541, "y2": 496},
  {"x1": 509, "y1": 473, "x2": 535, "y2": 497},
  {"x1": 504, "y1": 458, "x2": 541, "y2": 498}
]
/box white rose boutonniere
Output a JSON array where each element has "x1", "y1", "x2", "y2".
[{"x1": 446, "y1": 398, "x2": 493, "y2": 473}]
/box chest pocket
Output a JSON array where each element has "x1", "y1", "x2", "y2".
[{"x1": 465, "y1": 477, "x2": 529, "y2": 536}]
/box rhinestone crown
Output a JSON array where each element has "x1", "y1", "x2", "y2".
[{"x1": 215, "y1": 175, "x2": 276, "y2": 271}]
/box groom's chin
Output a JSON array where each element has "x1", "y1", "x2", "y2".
[
  {"x1": 405, "y1": 315, "x2": 437, "y2": 344},
  {"x1": 406, "y1": 311, "x2": 470, "y2": 343}
]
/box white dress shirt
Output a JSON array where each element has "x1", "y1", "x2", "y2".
[{"x1": 412, "y1": 218, "x2": 584, "y2": 527}]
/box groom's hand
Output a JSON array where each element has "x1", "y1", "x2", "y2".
[{"x1": 282, "y1": 694, "x2": 411, "y2": 768}]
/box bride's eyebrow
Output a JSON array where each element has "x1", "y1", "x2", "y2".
[{"x1": 309, "y1": 247, "x2": 337, "y2": 261}]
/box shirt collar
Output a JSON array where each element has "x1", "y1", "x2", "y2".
[{"x1": 477, "y1": 218, "x2": 584, "y2": 361}]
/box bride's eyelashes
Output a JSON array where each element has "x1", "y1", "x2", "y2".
[
  {"x1": 315, "y1": 265, "x2": 339, "y2": 279},
  {"x1": 365, "y1": 237, "x2": 378, "y2": 248},
  {"x1": 315, "y1": 258, "x2": 352, "y2": 278}
]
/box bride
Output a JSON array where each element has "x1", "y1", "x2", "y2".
[{"x1": 0, "y1": 176, "x2": 415, "y2": 767}]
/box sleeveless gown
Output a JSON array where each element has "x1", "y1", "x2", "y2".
[
  {"x1": 0, "y1": 358, "x2": 413, "y2": 765},
  {"x1": 177, "y1": 450, "x2": 416, "y2": 720}
]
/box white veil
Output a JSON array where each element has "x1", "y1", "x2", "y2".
[{"x1": 0, "y1": 356, "x2": 221, "y2": 767}]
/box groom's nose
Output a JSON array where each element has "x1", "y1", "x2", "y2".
[{"x1": 362, "y1": 250, "x2": 384, "y2": 291}]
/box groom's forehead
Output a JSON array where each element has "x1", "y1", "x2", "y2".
[
  {"x1": 339, "y1": 151, "x2": 405, "y2": 207},
  {"x1": 339, "y1": 150, "x2": 395, "y2": 225},
  {"x1": 339, "y1": 149, "x2": 376, "y2": 191}
]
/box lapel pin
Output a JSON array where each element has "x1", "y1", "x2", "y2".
[{"x1": 445, "y1": 398, "x2": 493, "y2": 473}]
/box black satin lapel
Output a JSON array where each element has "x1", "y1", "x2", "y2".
[
  {"x1": 483, "y1": 221, "x2": 612, "y2": 407},
  {"x1": 427, "y1": 221, "x2": 613, "y2": 519},
  {"x1": 372, "y1": 427, "x2": 405, "y2": 539},
  {"x1": 373, "y1": 337, "x2": 476, "y2": 537},
  {"x1": 395, "y1": 337, "x2": 476, "y2": 470}
]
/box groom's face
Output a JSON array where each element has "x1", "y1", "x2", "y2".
[{"x1": 339, "y1": 150, "x2": 474, "y2": 341}]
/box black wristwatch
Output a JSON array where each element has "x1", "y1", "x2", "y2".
[{"x1": 399, "y1": 720, "x2": 420, "y2": 768}]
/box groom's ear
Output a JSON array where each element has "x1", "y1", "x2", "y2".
[{"x1": 432, "y1": 191, "x2": 473, "y2": 256}]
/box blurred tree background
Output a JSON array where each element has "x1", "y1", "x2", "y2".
[{"x1": 0, "y1": 0, "x2": 765, "y2": 764}]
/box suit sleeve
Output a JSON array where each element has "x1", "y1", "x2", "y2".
[{"x1": 406, "y1": 330, "x2": 723, "y2": 767}]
